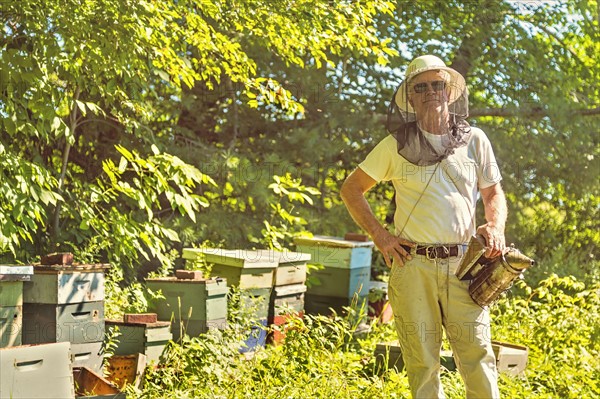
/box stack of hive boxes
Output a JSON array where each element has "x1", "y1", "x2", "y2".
[
  {"x1": 22, "y1": 262, "x2": 109, "y2": 374},
  {"x1": 105, "y1": 313, "x2": 172, "y2": 364},
  {"x1": 1, "y1": 265, "x2": 75, "y2": 398},
  {"x1": 182, "y1": 248, "x2": 278, "y2": 352},
  {"x1": 268, "y1": 250, "x2": 310, "y2": 345},
  {"x1": 294, "y1": 235, "x2": 374, "y2": 315},
  {"x1": 146, "y1": 273, "x2": 228, "y2": 341},
  {"x1": 0, "y1": 265, "x2": 32, "y2": 348},
  {"x1": 1, "y1": 341, "x2": 75, "y2": 398}
]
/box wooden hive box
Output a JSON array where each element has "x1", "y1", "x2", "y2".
[
  {"x1": 183, "y1": 248, "x2": 278, "y2": 289},
  {"x1": 0, "y1": 279, "x2": 27, "y2": 349},
  {"x1": 0, "y1": 342, "x2": 75, "y2": 398},
  {"x1": 241, "y1": 287, "x2": 272, "y2": 320},
  {"x1": 294, "y1": 235, "x2": 374, "y2": 269},
  {"x1": 307, "y1": 265, "x2": 371, "y2": 298},
  {"x1": 22, "y1": 301, "x2": 105, "y2": 345},
  {"x1": 0, "y1": 281, "x2": 24, "y2": 307},
  {"x1": 105, "y1": 353, "x2": 146, "y2": 391},
  {"x1": 492, "y1": 340, "x2": 529, "y2": 376},
  {"x1": 0, "y1": 306, "x2": 22, "y2": 348},
  {"x1": 72, "y1": 366, "x2": 123, "y2": 398},
  {"x1": 266, "y1": 250, "x2": 311, "y2": 286},
  {"x1": 71, "y1": 341, "x2": 104, "y2": 375},
  {"x1": 146, "y1": 277, "x2": 228, "y2": 322},
  {"x1": 303, "y1": 293, "x2": 369, "y2": 317},
  {"x1": 23, "y1": 264, "x2": 109, "y2": 305},
  {"x1": 269, "y1": 283, "x2": 306, "y2": 319},
  {"x1": 106, "y1": 317, "x2": 172, "y2": 364}
]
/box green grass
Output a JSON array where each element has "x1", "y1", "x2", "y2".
[{"x1": 120, "y1": 275, "x2": 599, "y2": 398}]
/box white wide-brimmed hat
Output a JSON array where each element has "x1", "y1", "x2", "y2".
[{"x1": 394, "y1": 55, "x2": 466, "y2": 113}]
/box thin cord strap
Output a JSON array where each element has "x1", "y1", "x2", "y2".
[
  {"x1": 398, "y1": 163, "x2": 440, "y2": 237},
  {"x1": 439, "y1": 159, "x2": 477, "y2": 239}
]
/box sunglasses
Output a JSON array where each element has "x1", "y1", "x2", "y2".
[{"x1": 413, "y1": 80, "x2": 446, "y2": 93}]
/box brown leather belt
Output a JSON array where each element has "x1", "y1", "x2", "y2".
[{"x1": 414, "y1": 245, "x2": 460, "y2": 259}]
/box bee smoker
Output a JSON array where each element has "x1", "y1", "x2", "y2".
[{"x1": 456, "y1": 235, "x2": 535, "y2": 307}]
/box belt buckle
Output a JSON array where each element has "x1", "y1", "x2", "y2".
[
  {"x1": 425, "y1": 246, "x2": 437, "y2": 260},
  {"x1": 426, "y1": 245, "x2": 450, "y2": 260}
]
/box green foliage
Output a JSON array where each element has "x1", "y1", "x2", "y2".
[
  {"x1": 260, "y1": 174, "x2": 321, "y2": 250},
  {"x1": 0, "y1": 0, "x2": 397, "y2": 279},
  {"x1": 493, "y1": 275, "x2": 600, "y2": 398},
  {"x1": 127, "y1": 275, "x2": 599, "y2": 398},
  {"x1": 0, "y1": 150, "x2": 62, "y2": 255},
  {"x1": 103, "y1": 266, "x2": 163, "y2": 319}
]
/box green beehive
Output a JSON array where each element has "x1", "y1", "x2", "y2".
[
  {"x1": 146, "y1": 277, "x2": 228, "y2": 324},
  {"x1": 0, "y1": 306, "x2": 22, "y2": 348},
  {"x1": 183, "y1": 248, "x2": 277, "y2": 289},
  {"x1": 106, "y1": 319, "x2": 172, "y2": 364},
  {"x1": 0, "y1": 281, "x2": 23, "y2": 307},
  {"x1": 304, "y1": 293, "x2": 368, "y2": 316},
  {"x1": 307, "y1": 265, "x2": 371, "y2": 298},
  {"x1": 23, "y1": 264, "x2": 109, "y2": 305},
  {"x1": 171, "y1": 318, "x2": 228, "y2": 341},
  {"x1": 294, "y1": 236, "x2": 374, "y2": 269},
  {"x1": 240, "y1": 288, "x2": 271, "y2": 320}
]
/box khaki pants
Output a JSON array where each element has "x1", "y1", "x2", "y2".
[{"x1": 388, "y1": 252, "x2": 500, "y2": 399}]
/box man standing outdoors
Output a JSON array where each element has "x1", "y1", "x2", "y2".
[{"x1": 341, "y1": 55, "x2": 507, "y2": 398}]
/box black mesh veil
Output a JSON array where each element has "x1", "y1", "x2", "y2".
[{"x1": 386, "y1": 65, "x2": 471, "y2": 166}]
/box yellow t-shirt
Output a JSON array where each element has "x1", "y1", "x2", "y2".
[{"x1": 358, "y1": 127, "x2": 501, "y2": 244}]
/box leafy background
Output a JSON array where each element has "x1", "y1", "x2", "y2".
[{"x1": 1, "y1": 0, "x2": 598, "y2": 397}]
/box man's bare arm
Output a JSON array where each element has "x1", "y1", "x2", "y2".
[
  {"x1": 340, "y1": 168, "x2": 414, "y2": 267},
  {"x1": 478, "y1": 182, "x2": 508, "y2": 258}
]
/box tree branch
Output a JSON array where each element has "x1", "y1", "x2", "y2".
[
  {"x1": 469, "y1": 106, "x2": 600, "y2": 118},
  {"x1": 371, "y1": 106, "x2": 599, "y2": 125},
  {"x1": 53, "y1": 87, "x2": 80, "y2": 240}
]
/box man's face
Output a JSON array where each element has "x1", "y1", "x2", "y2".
[{"x1": 408, "y1": 70, "x2": 450, "y2": 117}]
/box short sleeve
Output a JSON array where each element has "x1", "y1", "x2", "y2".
[
  {"x1": 358, "y1": 135, "x2": 397, "y2": 182},
  {"x1": 473, "y1": 129, "x2": 502, "y2": 189}
]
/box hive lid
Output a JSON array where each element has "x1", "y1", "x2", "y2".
[
  {"x1": 183, "y1": 248, "x2": 278, "y2": 268},
  {"x1": 256, "y1": 249, "x2": 311, "y2": 264},
  {"x1": 106, "y1": 319, "x2": 171, "y2": 328},
  {"x1": 0, "y1": 265, "x2": 34, "y2": 275},
  {"x1": 145, "y1": 277, "x2": 229, "y2": 293},
  {"x1": 294, "y1": 235, "x2": 374, "y2": 248},
  {"x1": 32, "y1": 263, "x2": 111, "y2": 272}
]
